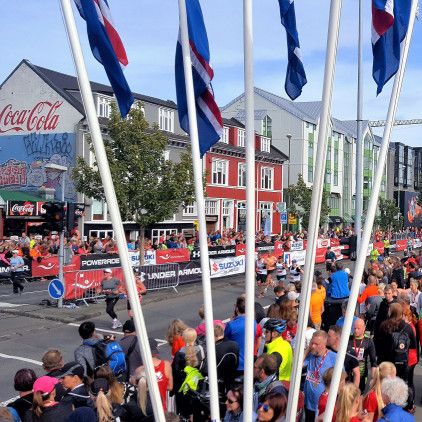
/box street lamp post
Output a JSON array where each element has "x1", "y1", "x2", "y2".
[
  {"x1": 286, "y1": 134, "x2": 292, "y2": 232},
  {"x1": 45, "y1": 163, "x2": 68, "y2": 308}
]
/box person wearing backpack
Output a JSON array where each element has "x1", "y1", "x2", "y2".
[
  {"x1": 377, "y1": 303, "x2": 416, "y2": 383},
  {"x1": 74, "y1": 322, "x2": 101, "y2": 377}
]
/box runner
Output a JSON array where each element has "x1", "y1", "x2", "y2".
[{"x1": 101, "y1": 268, "x2": 123, "y2": 329}]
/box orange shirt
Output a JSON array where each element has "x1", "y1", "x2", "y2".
[{"x1": 310, "y1": 291, "x2": 325, "y2": 325}]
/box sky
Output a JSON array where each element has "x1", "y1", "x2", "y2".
[{"x1": 0, "y1": 0, "x2": 421, "y2": 147}]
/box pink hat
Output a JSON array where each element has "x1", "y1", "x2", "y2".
[{"x1": 33, "y1": 376, "x2": 59, "y2": 394}]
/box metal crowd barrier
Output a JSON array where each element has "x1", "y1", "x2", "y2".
[{"x1": 65, "y1": 263, "x2": 180, "y2": 306}]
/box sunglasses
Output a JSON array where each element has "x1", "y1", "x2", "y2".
[
  {"x1": 259, "y1": 403, "x2": 271, "y2": 412},
  {"x1": 226, "y1": 398, "x2": 237, "y2": 404}
]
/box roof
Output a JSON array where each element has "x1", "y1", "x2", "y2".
[
  {"x1": 0, "y1": 189, "x2": 44, "y2": 206},
  {"x1": 222, "y1": 87, "x2": 371, "y2": 137},
  {"x1": 13, "y1": 60, "x2": 178, "y2": 114},
  {"x1": 222, "y1": 117, "x2": 245, "y2": 128}
]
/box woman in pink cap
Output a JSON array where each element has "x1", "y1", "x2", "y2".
[{"x1": 24, "y1": 376, "x2": 73, "y2": 422}]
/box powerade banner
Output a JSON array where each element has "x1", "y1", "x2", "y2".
[
  {"x1": 80, "y1": 253, "x2": 121, "y2": 270},
  {"x1": 210, "y1": 255, "x2": 245, "y2": 279},
  {"x1": 190, "y1": 245, "x2": 236, "y2": 260},
  {"x1": 403, "y1": 191, "x2": 422, "y2": 228}
]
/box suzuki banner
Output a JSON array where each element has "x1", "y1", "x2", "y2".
[{"x1": 210, "y1": 255, "x2": 246, "y2": 279}]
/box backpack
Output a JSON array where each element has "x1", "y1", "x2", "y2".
[
  {"x1": 90, "y1": 339, "x2": 127, "y2": 376},
  {"x1": 391, "y1": 328, "x2": 410, "y2": 365}
]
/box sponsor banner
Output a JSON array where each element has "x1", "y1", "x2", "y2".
[
  {"x1": 317, "y1": 238, "x2": 331, "y2": 249},
  {"x1": 315, "y1": 248, "x2": 326, "y2": 264},
  {"x1": 191, "y1": 245, "x2": 237, "y2": 260},
  {"x1": 177, "y1": 260, "x2": 203, "y2": 284},
  {"x1": 79, "y1": 253, "x2": 121, "y2": 270},
  {"x1": 7, "y1": 200, "x2": 36, "y2": 216},
  {"x1": 128, "y1": 250, "x2": 156, "y2": 267},
  {"x1": 235, "y1": 244, "x2": 246, "y2": 256},
  {"x1": 0, "y1": 257, "x2": 32, "y2": 278},
  {"x1": 37, "y1": 202, "x2": 46, "y2": 215},
  {"x1": 284, "y1": 250, "x2": 306, "y2": 266},
  {"x1": 330, "y1": 238, "x2": 340, "y2": 247},
  {"x1": 414, "y1": 238, "x2": 422, "y2": 249},
  {"x1": 403, "y1": 191, "x2": 422, "y2": 228},
  {"x1": 255, "y1": 242, "x2": 275, "y2": 253},
  {"x1": 291, "y1": 240, "x2": 304, "y2": 251},
  {"x1": 156, "y1": 248, "x2": 190, "y2": 265},
  {"x1": 274, "y1": 241, "x2": 284, "y2": 256},
  {"x1": 64, "y1": 268, "x2": 115, "y2": 300},
  {"x1": 331, "y1": 245, "x2": 344, "y2": 260},
  {"x1": 31, "y1": 255, "x2": 80, "y2": 278},
  {"x1": 144, "y1": 250, "x2": 156, "y2": 266},
  {"x1": 209, "y1": 255, "x2": 245, "y2": 279},
  {"x1": 395, "y1": 239, "x2": 407, "y2": 252},
  {"x1": 236, "y1": 242, "x2": 283, "y2": 257},
  {"x1": 138, "y1": 264, "x2": 179, "y2": 289}
]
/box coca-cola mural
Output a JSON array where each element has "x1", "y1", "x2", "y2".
[{"x1": 7, "y1": 201, "x2": 36, "y2": 216}]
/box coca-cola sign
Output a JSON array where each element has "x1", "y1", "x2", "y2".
[
  {"x1": 7, "y1": 200, "x2": 36, "y2": 216},
  {"x1": 0, "y1": 101, "x2": 63, "y2": 134}
]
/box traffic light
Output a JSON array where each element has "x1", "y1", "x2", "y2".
[
  {"x1": 43, "y1": 202, "x2": 66, "y2": 232},
  {"x1": 340, "y1": 235, "x2": 357, "y2": 261}
]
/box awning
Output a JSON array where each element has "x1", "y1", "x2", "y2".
[
  {"x1": 329, "y1": 216, "x2": 343, "y2": 224},
  {"x1": 0, "y1": 189, "x2": 44, "y2": 207}
]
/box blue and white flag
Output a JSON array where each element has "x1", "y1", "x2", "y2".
[
  {"x1": 278, "y1": 0, "x2": 307, "y2": 100},
  {"x1": 74, "y1": 0, "x2": 134, "y2": 117},
  {"x1": 372, "y1": 0, "x2": 411, "y2": 95},
  {"x1": 175, "y1": 0, "x2": 223, "y2": 158}
]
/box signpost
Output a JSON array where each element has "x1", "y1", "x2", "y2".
[
  {"x1": 48, "y1": 278, "x2": 65, "y2": 300},
  {"x1": 280, "y1": 212, "x2": 288, "y2": 224}
]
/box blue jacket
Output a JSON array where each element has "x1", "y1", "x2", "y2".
[
  {"x1": 377, "y1": 404, "x2": 415, "y2": 422},
  {"x1": 328, "y1": 270, "x2": 350, "y2": 299}
]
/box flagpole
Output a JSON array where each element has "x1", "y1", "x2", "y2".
[
  {"x1": 242, "y1": 0, "x2": 256, "y2": 421},
  {"x1": 323, "y1": 2, "x2": 418, "y2": 421},
  {"x1": 355, "y1": 0, "x2": 363, "y2": 248},
  {"x1": 178, "y1": 1, "x2": 220, "y2": 420},
  {"x1": 59, "y1": 1, "x2": 166, "y2": 421},
  {"x1": 285, "y1": 1, "x2": 343, "y2": 420}
]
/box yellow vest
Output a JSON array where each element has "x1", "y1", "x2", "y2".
[{"x1": 265, "y1": 336, "x2": 293, "y2": 381}]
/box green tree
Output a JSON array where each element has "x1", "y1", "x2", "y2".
[
  {"x1": 72, "y1": 104, "x2": 196, "y2": 263},
  {"x1": 287, "y1": 174, "x2": 331, "y2": 229},
  {"x1": 375, "y1": 197, "x2": 403, "y2": 231}
]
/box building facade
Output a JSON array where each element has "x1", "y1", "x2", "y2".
[
  {"x1": 222, "y1": 87, "x2": 387, "y2": 227},
  {"x1": 0, "y1": 60, "x2": 285, "y2": 240}
]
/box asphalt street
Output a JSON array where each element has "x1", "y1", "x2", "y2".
[{"x1": 0, "y1": 254, "x2": 421, "y2": 420}]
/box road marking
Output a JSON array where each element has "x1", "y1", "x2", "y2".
[
  {"x1": 0, "y1": 302, "x2": 29, "y2": 308},
  {"x1": 0, "y1": 352, "x2": 42, "y2": 366},
  {"x1": 0, "y1": 290, "x2": 47, "y2": 298}
]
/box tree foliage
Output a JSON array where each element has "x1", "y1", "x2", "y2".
[
  {"x1": 72, "y1": 104, "x2": 196, "y2": 228},
  {"x1": 287, "y1": 174, "x2": 331, "y2": 229},
  {"x1": 376, "y1": 197, "x2": 403, "y2": 231}
]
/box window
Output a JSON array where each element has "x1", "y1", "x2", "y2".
[
  {"x1": 205, "y1": 199, "x2": 218, "y2": 215},
  {"x1": 212, "y1": 159, "x2": 228, "y2": 185},
  {"x1": 237, "y1": 129, "x2": 245, "y2": 147},
  {"x1": 238, "y1": 163, "x2": 246, "y2": 187},
  {"x1": 259, "y1": 203, "x2": 272, "y2": 233},
  {"x1": 261, "y1": 167, "x2": 274, "y2": 190},
  {"x1": 92, "y1": 200, "x2": 107, "y2": 221},
  {"x1": 151, "y1": 229, "x2": 178, "y2": 245},
  {"x1": 97, "y1": 96, "x2": 111, "y2": 118},
  {"x1": 260, "y1": 137, "x2": 271, "y2": 153},
  {"x1": 221, "y1": 127, "x2": 229, "y2": 143},
  {"x1": 308, "y1": 165, "x2": 314, "y2": 183},
  {"x1": 334, "y1": 147, "x2": 339, "y2": 164},
  {"x1": 89, "y1": 230, "x2": 113, "y2": 239},
  {"x1": 325, "y1": 171, "x2": 331, "y2": 184},
  {"x1": 329, "y1": 195, "x2": 340, "y2": 211},
  {"x1": 183, "y1": 203, "x2": 197, "y2": 216},
  {"x1": 262, "y1": 116, "x2": 272, "y2": 137},
  {"x1": 334, "y1": 170, "x2": 339, "y2": 186},
  {"x1": 159, "y1": 108, "x2": 174, "y2": 132}
]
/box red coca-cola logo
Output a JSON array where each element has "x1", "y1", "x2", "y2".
[
  {"x1": 0, "y1": 101, "x2": 63, "y2": 134},
  {"x1": 11, "y1": 201, "x2": 35, "y2": 215}
]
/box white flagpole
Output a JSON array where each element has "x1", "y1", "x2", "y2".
[
  {"x1": 178, "y1": 1, "x2": 220, "y2": 420},
  {"x1": 59, "y1": 1, "x2": 165, "y2": 421},
  {"x1": 323, "y1": 2, "x2": 418, "y2": 421},
  {"x1": 355, "y1": 0, "x2": 363, "y2": 248},
  {"x1": 242, "y1": 0, "x2": 256, "y2": 420},
  {"x1": 285, "y1": 0, "x2": 343, "y2": 420}
]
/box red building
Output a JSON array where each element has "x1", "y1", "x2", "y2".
[{"x1": 203, "y1": 118, "x2": 286, "y2": 234}]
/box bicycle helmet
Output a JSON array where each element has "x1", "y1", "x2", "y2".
[{"x1": 263, "y1": 318, "x2": 286, "y2": 333}]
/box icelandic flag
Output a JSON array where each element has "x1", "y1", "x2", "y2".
[
  {"x1": 74, "y1": 0, "x2": 134, "y2": 117},
  {"x1": 278, "y1": 0, "x2": 307, "y2": 100},
  {"x1": 175, "y1": 0, "x2": 223, "y2": 158},
  {"x1": 372, "y1": 0, "x2": 411, "y2": 95}
]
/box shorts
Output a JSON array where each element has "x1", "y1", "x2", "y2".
[
  {"x1": 257, "y1": 273, "x2": 267, "y2": 283},
  {"x1": 267, "y1": 269, "x2": 275, "y2": 275},
  {"x1": 277, "y1": 275, "x2": 286, "y2": 281}
]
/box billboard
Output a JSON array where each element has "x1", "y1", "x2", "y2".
[{"x1": 403, "y1": 191, "x2": 422, "y2": 228}]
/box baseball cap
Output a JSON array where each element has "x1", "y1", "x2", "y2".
[
  {"x1": 90, "y1": 378, "x2": 109, "y2": 396},
  {"x1": 33, "y1": 376, "x2": 59, "y2": 394},
  {"x1": 344, "y1": 268, "x2": 351, "y2": 275},
  {"x1": 103, "y1": 268, "x2": 112, "y2": 273},
  {"x1": 12, "y1": 250, "x2": 19, "y2": 254},
  {"x1": 149, "y1": 338, "x2": 159, "y2": 355},
  {"x1": 123, "y1": 319, "x2": 135, "y2": 333},
  {"x1": 287, "y1": 291, "x2": 300, "y2": 301},
  {"x1": 58, "y1": 362, "x2": 84, "y2": 378}
]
